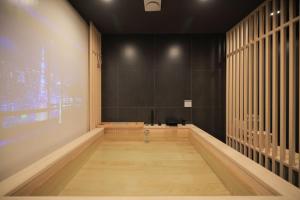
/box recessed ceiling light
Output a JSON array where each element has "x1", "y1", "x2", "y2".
[
  {"x1": 169, "y1": 45, "x2": 180, "y2": 58},
  {"x1": 102, "y1": 0, "x2": 112, "y2": 3},
  {"x1": 270, "y1": 12, "x2": 274, "y2": 16},
  {"x1": 124, "y1": 45, "x2": 136, "y2": 59},
  {"x1": 277, "y1": 10, "x2": 280, "y2": 14}
]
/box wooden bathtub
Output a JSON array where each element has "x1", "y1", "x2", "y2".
[{"x1": 0, "y1": 123, "x2": 299, "y2": 199}]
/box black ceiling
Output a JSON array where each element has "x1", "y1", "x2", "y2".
[{"x1": 68, "y1": 0, "x2": 264, "y2": 34}]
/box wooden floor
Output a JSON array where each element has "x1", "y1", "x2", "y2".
[{"x1": 32, "y1": 140, "x2": 231, "y2": 196}]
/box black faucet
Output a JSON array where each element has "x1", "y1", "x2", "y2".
[{"x1": 150, "y1": 109, "x2": 154, "y2": 126}]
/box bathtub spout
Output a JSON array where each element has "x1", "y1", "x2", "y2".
[{"x1": 144, "y1": 129, "x2": 150, "y2": 143}]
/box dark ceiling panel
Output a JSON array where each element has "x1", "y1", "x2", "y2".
[{"x1": 68, "y1": 0, "x2": 264, "y2": 34}]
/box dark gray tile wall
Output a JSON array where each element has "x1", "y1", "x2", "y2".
[{"x1": 102, "y1": 34, "x2": 226, "y2": 142}]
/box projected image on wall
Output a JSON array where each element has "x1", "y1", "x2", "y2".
[
  {"x1": 0, "y1": 47, "x2": 82, "y2": 129},
  {"x1": 0, "y1": 0, "x2": 88, "y2": 180}
]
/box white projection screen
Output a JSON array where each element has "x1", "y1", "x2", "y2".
[{"x1": 0, "y1": 0, "x2": 89, "y2": 180}]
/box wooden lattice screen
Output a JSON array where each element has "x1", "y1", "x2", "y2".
[{"x1": 226, "y1": 0, "x2": 300, "y2": 186}]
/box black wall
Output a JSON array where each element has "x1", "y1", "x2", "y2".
[{"x1": 102, "y1": 34, "x2": 226, "y2": 141}]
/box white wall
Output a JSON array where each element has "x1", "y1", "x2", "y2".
[{"x1": 0, "y1": 0, "x2": 89, "y2": 180}]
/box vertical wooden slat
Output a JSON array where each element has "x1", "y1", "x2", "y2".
[
  {"x1": 98, "y1": 32, "x2": 102, "y2": 125},
  {"x1": 279, "y1": 24, "x2": 286, "y2": 178},
  {"x1": 230, "y1": 31, "x2": 231, "y2": 52},
  {"x1": 95, "y1": 30, "x2": 98, "y2": 122},
  {"x1": 227, "y1": 56, "x2": 232, "y2": 146},
  {"x1": 249, "y1": 43, "x2": 253, "y2": 159},
  {"x1": 237, "y1": 41, "x2": 241, "y2": 152},
  {"x1": 226, "y1": 47, "x2": 229, "y2": 145},
  {"x1": 89, "y1": 23, "x2": 101, "y2": 130},
  {"x1": 92, "y1": 25, "x2": 96, "y2": 127},
  {"x1": 234, "y1": 29, "x2": 237, "y2": 148},
  {"x1": 99, "y1": 33, "x2": 102, "y2": 124},
  {"x1": 253, "y1": 10, "x2": 260, "y2": 162},
  {"x1": 97, "y1": 29, "x2": 101, "y2": 124},
  {"x1": 237, "y1": 26, "x2": 241, "y2": 151},
  {"x1": 233, "y1": 52, "x2": 236, "y2": 149},
  {"x1": 232, "y1": 54, "x2": 234, "y2": 148},
  {"x1": 232, "y1": 31, "x2": 235, "y2": 148},
  {"x1": 240, "y1": 48, "x2": 244, "y2": 154},
  {"x1": 247, "y1": 19, "x2": 249, "y2": 41},
  {"x1": 240, "y1": 25, "x2": 244, "y2": 154},
  {"x1": 272, "y1": 30, "x2": 279, "y2": 173},
  {"x1": 254, "y1": 41, "x2": 259, "y2": 162},
  {"x1": 231, "y1": 30, "x2": 233, "y2": 54},
  {"x1": 240, "y1": 22, "x2": 246, "y2": 155},
  {"x1": 227, "y1": 33, "x2": 231, "y2": 146},
  {"x1": 231, "y1": 31, "x2": 234, "y2": 147},
  {"x1": 230, "y1": 53, "x2": 233, "y2": 147},
  {"x1": 265, "y1": 1, "x2": 271, "y2": 170},
  {"x1": 234, "y1": 29, "x2": 236, "y2": 53},
  {"x1": 259, "y1": 7, "x2": 265, "y2": 165},
  {"x1": 254, "y1": 12, "x2": 257, "y2": 41},
  {"x1": 241, "y1": 24, "x2": 244, "y2": 48},
  {"x1": 246, "y1": 19, "x2": 249, "y2": 45},
  {"x1": 249, "y1": 15, "x2": 254, "y2": 157},
  {"x1": 237, "y1": 26, "x2": 240, "y2": 50},
  {"x1": 226, "y1": 32, "x2": 228, "y2": 144},
  {"x1": 230, "y1": 32, "x2": 232, "y2": 146},
  {"x1": 249, "y1": 16, "x2": 253, "y2": 42},
  {"x1": 288, "y1": 0, "x2": 296, "y2": 183},
  {"x1": 244, "y1": 46, "x2": 248, "y2": 156},
  {"x1": 93, "y1": 25, "x2": 96, "y2": 128},
  {"x1": 272, "y1": 0, "x2": 279, "y2": 174},
  {"x1": 94, "y1": 31, "x2": 97, "y2": 126},
  {"x1": 244, "y1": 20, "x2": 249, "y2": 157}
]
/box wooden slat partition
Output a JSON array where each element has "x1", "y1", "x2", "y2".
[
  {"x1": 226, "y1": 0, "x2": 300, "y2": 187},
  {"x1": 89, "y1": 23, "x2": 101, "y2": 130}
]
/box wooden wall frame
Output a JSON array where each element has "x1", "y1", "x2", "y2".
[{"x1": 89, "y1": 22, "x2": 101, "y2": 130}]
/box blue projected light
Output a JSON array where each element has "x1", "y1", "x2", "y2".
[
  {"x1": 0, "y1": 46, "x2": 81, "y2": 129},
  {"x1": 38, "y1": 48, "x2": 48, "y2": 109},
  {"x1": 0, "y1": 36, "x2": 15, "y2": 50}
]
